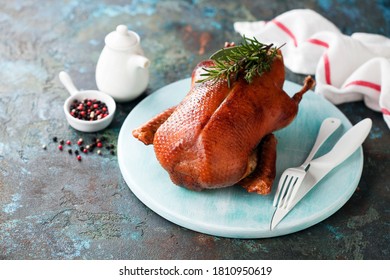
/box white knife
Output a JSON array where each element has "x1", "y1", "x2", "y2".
[{"x1": 270, "y1": 118, "x2": 372, "y2": 230}]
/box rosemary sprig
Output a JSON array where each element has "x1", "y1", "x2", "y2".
[{"x1": 197, "y1": 36, "x2": 280, "y2": 87}]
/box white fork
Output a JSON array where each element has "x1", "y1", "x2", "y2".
[{"x1": 273, "y1": 117, "x2": 341, "y2": 209}]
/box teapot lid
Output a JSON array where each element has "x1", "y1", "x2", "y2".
[{"x1": 105, "y1": 25, "x2": 139, "y2": 50}]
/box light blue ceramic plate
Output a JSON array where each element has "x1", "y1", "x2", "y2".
[{"x1": 118, "y1": 78, "x2": 363, "y2": 238}]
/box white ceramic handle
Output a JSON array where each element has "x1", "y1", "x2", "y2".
[
  {"x1": 310, "y1": 118, "x2": 372, "y2": 169},
  {"x1": 302, "y1": 117, "x2": 341, "y2": 167},
  {"x1": 59, "y1": 71, "x2": 79, "y2": 96}
]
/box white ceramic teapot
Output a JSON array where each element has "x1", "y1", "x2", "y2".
[{"x1": 96, "y1": 25, "x2": 150, "y2": 102}]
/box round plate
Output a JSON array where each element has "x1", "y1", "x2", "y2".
[{"x1": 117, "y1": 78, "x2": 363, "y2": 238}]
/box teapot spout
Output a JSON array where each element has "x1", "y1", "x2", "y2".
[{"x1": 132, "y1": 54, "x2": 150, "y2": 69}]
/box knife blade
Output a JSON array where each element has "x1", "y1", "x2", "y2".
[{"x1": 270, "y1": 118, "x2": 372, "y2": 230}]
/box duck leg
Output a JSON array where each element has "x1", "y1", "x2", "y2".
[{"x1": 239, "y1": 134, "x2": 277, "y2": 195}]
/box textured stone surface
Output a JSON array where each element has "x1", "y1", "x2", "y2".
[{"x1": 0, "y1": 0, "x2": 389, "y2": 259}]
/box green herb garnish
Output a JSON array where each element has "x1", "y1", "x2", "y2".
[{"x1": 197, "y1": 36, "x2": 281, "y2": 88}]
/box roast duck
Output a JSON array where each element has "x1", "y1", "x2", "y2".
[{"x1": 133, "y1": 40, "x2": 314, "y2": 195}]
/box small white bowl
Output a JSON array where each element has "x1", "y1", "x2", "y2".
[{"x1": 59, "y1": 71, "x2": 116, "y2": 133}]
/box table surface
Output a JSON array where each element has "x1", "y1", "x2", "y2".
[{"x1": 0, "y1": 0, "x2": 389, "y2": 260}]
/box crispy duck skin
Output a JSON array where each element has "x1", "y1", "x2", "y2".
[{"x1": 133, "y1": 51, "x2": 314, "y2": 193}]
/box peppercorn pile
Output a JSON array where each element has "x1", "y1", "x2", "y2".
[
  {"x1": 70, "y1": 98, "x2": 109, "y2": 121},
  {"x1": 44, "y1": 136, "x2": 115, "y2": 161}
]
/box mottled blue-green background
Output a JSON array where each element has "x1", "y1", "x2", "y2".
[{"x1": 0, "y1": 0, "x2": 389, "y2": 259}]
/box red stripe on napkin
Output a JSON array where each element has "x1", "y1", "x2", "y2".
[
  {"x1": 307, "y1": 38, "x2": 329, "y2": 48},
  {"x1": 323, "y1": 53, "x2": 332, "y2": 85},
  {"x1": 382, "y1": 108, "x2": 390, "y2": 115},
  {"x1": 271, "y1": 19, "x2": 297, "y2": 47},
  {"x1": 344, "y1": 80, "x2": 381, "y2": 92},
  {"x1": 307, "y1": 38, "x2": 331, "y2": 85}
]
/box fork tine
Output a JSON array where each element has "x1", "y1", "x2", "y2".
[
  {"x1": 276, "y1": 175, "x2": 293, "y2": 207},
  {"x1": 273, "y1": 174, "x2": 288, "y2": 207},
  {"x1": 274, "y1": 174, "x2": 302, "y2": 208},
  {"x1": 282, "y1": 176, "x2": 298, "y2": 208},
  {"x1": 286, "y1": 176, "x2": 304, "y2": 208}
]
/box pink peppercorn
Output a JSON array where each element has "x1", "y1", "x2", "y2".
[{"x1": 69, "y1": 98, "x2": 109, "y2": 121}]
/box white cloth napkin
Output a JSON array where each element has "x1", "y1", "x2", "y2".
[{"x1": 234, "y1": 9, "x2": 390, "y2": 129}]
